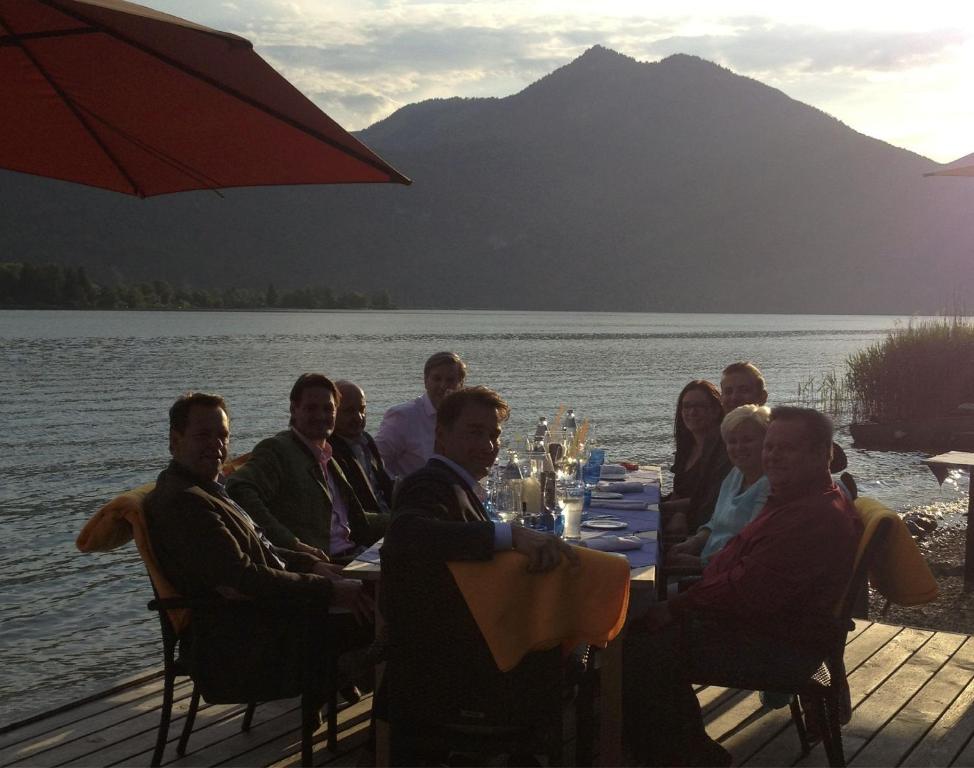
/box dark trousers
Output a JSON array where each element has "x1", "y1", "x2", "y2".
[{"x1": 623, "y1": 615, "x2": 824, "y2": 766}]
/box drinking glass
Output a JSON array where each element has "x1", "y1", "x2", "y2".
[{"x1": 559, "y1": 481, "x2": 585, "y2": 540}]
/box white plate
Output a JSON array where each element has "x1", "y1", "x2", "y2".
[
  {"x1": 590, "y1": 491, "x2": 624, "y2": 500},
  {"x1": 581, "y1": 519, "x2": 628, "y2": 530}
]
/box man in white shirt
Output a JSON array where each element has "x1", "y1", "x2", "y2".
[{"x1": 374, "y1": 351, "x2": 466, "y2": 479}]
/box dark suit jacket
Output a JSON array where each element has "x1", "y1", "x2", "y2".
[
  {"x1": 329, "y1": 431, "x2": 394, "y2": 516},
  {"x1": 226, "y1": 429, "x2": 385, "y2": 553},
  {"x1": 144, "y1": 461, "x2": 333, "y2": 701},
  {"x1": 380, "y1": 458, "x2": 559, "y2": 727},
  {"x1": 145, "y1": 461, "x2": 332, "y2": 601}
]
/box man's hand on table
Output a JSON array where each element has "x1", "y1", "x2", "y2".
[
  {"x1": 331, "y1": 578, "x2": 375, "y2": 624},
  {"x1": 293, "y1": 540, "x2": 330, "y2": 561},
  {"x1": 312, "y1": 560, "x2": 348, "y2": 579},
  {"x1": 511, "y1": 525, "x2": 580, "y2": 573}
]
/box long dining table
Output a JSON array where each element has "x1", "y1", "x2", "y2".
[{"x1": 342, "y1": 465, "x2": 662, "y2": 766}]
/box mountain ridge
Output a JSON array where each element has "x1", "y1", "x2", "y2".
[{"x1": 1, "y1": 45, "x2": 971, "y2": 314}]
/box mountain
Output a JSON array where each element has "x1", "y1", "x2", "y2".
[{"x1": 3, "y1": 45, "x2": 973, "y2": 313}]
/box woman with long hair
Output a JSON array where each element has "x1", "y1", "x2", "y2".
[{"x1": 662, "y1": 380, "x2": 726, "y2": 535}]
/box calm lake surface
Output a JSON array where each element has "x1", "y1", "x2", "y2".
[{"x1": 0, "y1": 309, "x2": 968, "y2": 723}]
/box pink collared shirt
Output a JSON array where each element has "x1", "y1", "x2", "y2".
[{"x1": 291, "y1": 428, "x2": 356, "y2": 557}]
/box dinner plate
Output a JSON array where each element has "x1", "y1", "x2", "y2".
[
  {"x1": 581, "y1": 519, "x2": 628, "y2": 530},
  {"x1": 590, "y1": 491, "x2": 624, "y2": 500}
]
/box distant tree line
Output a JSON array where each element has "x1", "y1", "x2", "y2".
[{"x1": 0, "y1": 263, "x2": 395, "y2": 310}]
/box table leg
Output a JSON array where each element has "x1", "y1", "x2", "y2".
[
  {"x1": 599, "y1": 634, "x2": 623, "y2": 766},
  {"x1": 372, "y1": 582, "x2": 391, "y2": 767}
]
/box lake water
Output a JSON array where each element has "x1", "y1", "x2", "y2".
[{"x1": 0, "y1": 309, "x2": 968, "y2": 723}]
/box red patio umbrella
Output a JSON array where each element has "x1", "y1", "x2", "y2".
[{"x1": 0, "y1": 0, "x2": 410, "y2": 196}]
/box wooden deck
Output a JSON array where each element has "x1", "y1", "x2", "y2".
[{"x1": 3, "y1": 622, "x2": 974, "y2": 767}]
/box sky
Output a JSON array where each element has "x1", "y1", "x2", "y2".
[{"x1": 148, "y1": 0, "x2": 974, "y2": 163}]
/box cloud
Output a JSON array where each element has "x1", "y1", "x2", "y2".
[
  {"x1": 257, "y1": 18, "x2": 597, "y2": 126},
  {"x1": 646, "y1": 22, "x2": 967, "y2": 76},
  {"x1": 146, "y1": 1, "x2": 973, "y2": 158}
]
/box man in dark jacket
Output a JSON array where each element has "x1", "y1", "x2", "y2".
[
  {"x1": 226, "y1": 374, "x2": 387, "y2": 562},
  {"x1": 144, "y1": 392, "x2": 371, "y2": 700},
  {"x1": 379, "y1": 386, "x2": 575, "y2": 763},
  {"x1": 329, "y1": 380, "x2": 394, "y2": 517}
]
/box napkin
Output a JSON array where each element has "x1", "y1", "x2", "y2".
[
  {"x1": 598, "y1": 481, "x2": 645, "y2": 494},
  {"x1": 599, "y1": 464, "x2": 627, "y2": 480},
  {"x1": 587, "y1": 499, "x2": 649, "y2": 510},
  {"x1": 583, "y1": 535, "x2": 644, "y2": 552},
  {"x1": 447, "y1": 549, "x2": 631, "y2": 671}
]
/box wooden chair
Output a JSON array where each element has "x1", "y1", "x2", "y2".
[
  {"x1": 685, "y1": 515, "x2": 893, "y2": 767},
  {"x1": 75, "y1": 481, "x2": 341, "y2": 766},
  {"x1": 786, "y1": 515, "x2": 893, "y2": 765},
  {"x1": 147, "y1": 593, "x2": 338, "y2": 767},
  {"x1": 382, "y1": 643, "x2": 574, "y2": 766}
]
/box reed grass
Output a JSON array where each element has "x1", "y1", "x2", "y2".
[
  {"x1": 796, "y1": 370, "x2": 851, "y2": 419},
  {"x1": 844, "y1": 314, "x2": 974, "y2": 423}
]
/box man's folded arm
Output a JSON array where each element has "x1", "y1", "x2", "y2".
[
  {"x1": 675, "y1": 514, "x2": 830, "y2": 621},
  {"x1": 157, "y1": 501, "x2": 333, "y2": 601},
  {"x1": 383, "y1": 511, "x2": 495, "y2": 562}
]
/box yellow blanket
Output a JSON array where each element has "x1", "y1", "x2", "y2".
[
  {"x1": 76, "y1": 494, "x2": 189, "y2": 633},
  {"x1": 854, "y1": 497, "x2": 939, "y2": 606},
  {"x1": 447, "y1": 547, "x2": 631, "y2": 672},
  {"x1": 75, "y1": 454, "x2": 252, "y2": 633}
]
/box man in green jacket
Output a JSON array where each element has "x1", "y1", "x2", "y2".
[{"x1": 227, "y1": 373, "x2": 388, "y2": 563}]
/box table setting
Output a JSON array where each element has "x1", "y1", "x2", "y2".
[{"x1": 485, "y1": 410, "x2": 661, "y2": 574}]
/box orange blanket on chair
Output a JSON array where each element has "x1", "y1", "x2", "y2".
[{"x1": 854, "y1": 496, "x2": 939, "y2": 606}]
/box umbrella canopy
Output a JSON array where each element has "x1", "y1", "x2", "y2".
[{"x1": 0, "y1": 0, "x2": 410, "y2": 196}]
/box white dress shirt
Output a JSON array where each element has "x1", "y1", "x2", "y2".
[
  {"x1": 375, "y1": 392, "x2": 437, "y2": 479},
  {"x1": 431, "y1": 453, "x2": 512, "y2": 550}
]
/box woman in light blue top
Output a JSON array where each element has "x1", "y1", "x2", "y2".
[{"x1": 665, "y1": 404, "x2": 771, "y2": 568}]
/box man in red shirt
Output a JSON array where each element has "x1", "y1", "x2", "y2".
[{"x1": 624, "y1": 406, "x2": 861, "y2": 766}]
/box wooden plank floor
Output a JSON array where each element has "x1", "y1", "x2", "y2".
[{"x1": 4, "y1": 622, "x2": 974, "y2": 767}]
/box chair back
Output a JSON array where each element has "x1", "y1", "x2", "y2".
[
  {"x1": 834, "y1": 515, "x2": 894, "y2": 623},
  {"x1": 129, "y1": 507, "x2": 192, "y2": 634}
]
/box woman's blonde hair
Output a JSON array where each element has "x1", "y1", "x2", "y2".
[{"x1": 721, "y1": 403, "x2": 772, "y2": 439}]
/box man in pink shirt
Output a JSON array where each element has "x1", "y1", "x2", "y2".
[
  {"x1": 623, "y1": 407, "x2": 861, "y2": 766},
  {"x1": 226, "y1": 374, "x2": 387, "y2": 562}
]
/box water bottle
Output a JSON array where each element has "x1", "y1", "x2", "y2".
[
  {"x1": 582, "y1": 448, "x2": 605, "y2": 485},
  {"x1": 563, "y1": 408, "x2": 577, "y2": 440},
  {"x1": 533, "y1": 416, "x2": 549, "y2": 453},
  {"x1": 534, "y1": 416, "x2": 549, "y2": 440}
]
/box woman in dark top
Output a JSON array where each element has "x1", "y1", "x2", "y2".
[{"x1": 662, "y1": 380, "x2": 725, "y2": 534}]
